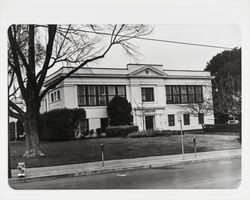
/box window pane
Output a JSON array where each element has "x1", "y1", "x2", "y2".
[
  {"x1": 57, "y1": 90, "x2": 60, "y2": 100},
  {"x1": 172, "y1": 86, "x2": 180, "y2": 103},
  {"x1": 187, "y1": 86, "x2": 195, "y2": 103},
  {"x1": 166, "y1": 86, "x2": 173, "y2": 104},
  {"x1": 142, "y1": 88, "x2": 154, "y2": 102},
  {"x1": 97, "y1": 86, "x2": 107, "y2": 106},
  {"x1": 184, "y1": 114, "x2": 190, "y2": 125},
  {"x1": 108, "y1": 86, "x2": 116, "y2": 95},
  {"x1": 198, "y1": 113, "x2": 204, "y2": 124},
  {"x1": 117, "y1": 86, "x2": 125, "y2": 97},
  {"x1": 195, "y1": 86, "x2": 203, "y2": 103},
  {"x1": 88, "y1": 86, "x2": 96, "y2": 105},
  {"x1": 180, "y1": 86, "x2": 188, "y2": 103},
  {"x1": 78, "y1": 86, "x2": 87, "y2": 106},
  {"x1": 168, "y1": 115, "x2": 175, "y2": 126}
]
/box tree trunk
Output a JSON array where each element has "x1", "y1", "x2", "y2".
[{"x1": 23, "y1": 105, "x2": 44, "y2": 157}]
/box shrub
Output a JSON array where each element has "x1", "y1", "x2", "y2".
[
  {"x1": 107, "y1": 96, "x2": 133, "y2": 126},
  {"x1": 204, "y1": 124, "x2": 241, "y2": 132},
  {"x1": 106, "y1": 125, "x2": 138, "y2": 137},
  {"x1": 127, "y1": 130, "x2": 177, "y2": 138},
  {"x1": 39, "y1": 108, "x2": 86, "y2": 141}
]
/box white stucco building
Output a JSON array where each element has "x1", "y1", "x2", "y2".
[{"x1": 40, "y1": 63, "x2": 214, "y2": 134}]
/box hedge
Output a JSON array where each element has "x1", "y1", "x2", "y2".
[
  {"x1": 204, "y1": 124, "x2": 241, "y2": 132},
  {"x1": 106, "y1": 125, "x2": 138, "y2": 137},
  {"x1": 39, "y1": 108, "x2": 86, "y2": 141},
  {"x1": 127, "y1": 130, "x2": 177, "y2": 138}
]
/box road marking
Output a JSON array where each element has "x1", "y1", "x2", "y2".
[{"x1": 116, "y1": 174, "x2": 129, "y2": 177}]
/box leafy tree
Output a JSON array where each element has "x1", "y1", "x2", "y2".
[
  {"x1": 204, "y1": 48, "x2": 241, "y2": 123},
  {"x1": 107, "y1": 96, "x2": 133, "y2": 126},
  {"x1": 8, "y1": 24, "x2": 152, "y2": 157}
]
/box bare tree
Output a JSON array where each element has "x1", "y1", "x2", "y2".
[
  {"x1": 178, "y1": 83, "x2": 214, "y2": 129},
  {"x1": 8, "y1": 24, "x2": 153, "y2": 157}
]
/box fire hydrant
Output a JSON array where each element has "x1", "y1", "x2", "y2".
[{"x1": 17, "y1": 162, "x2": 26, "y2": 178}]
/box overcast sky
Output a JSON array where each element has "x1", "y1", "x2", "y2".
[{"x1": 90, "y1": 24, "x2": 241, "y2": 71}]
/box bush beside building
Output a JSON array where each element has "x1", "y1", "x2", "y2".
[{"x1": 39, "y1": 108, "x2": 86, "y2": 141}]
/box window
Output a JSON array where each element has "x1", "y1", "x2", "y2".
[
  {"x1": 57, "y1": 90, "x2": 60, "y2": 100},
  {"x1": 168, "y1": 115, "x2": 175, "y2": 126},
  {"x1": 97, "y1": 86, "x2": 107, "y2": 106},
  {"x1": 77, "y1": 86, "x2": 87, "y2": 106},
  {"x1": 141, "y1": 87, "x2": 154, "y2": 102},
  {"x1": 88, "y1": 86, "x2": 96, "y2": 106},
  {"x1": 108, "y1": 86, "x2": 116, "y2": 102},
  {"x1": 77, "y1": 85, "x2": 126, "y2": 106},
  {"x1": 51, "y1": 93, "x2": 54, "y2": 102},
  {"x1": 166, "y1": 85, "x2": 203, "y2": 104},
  {"x1": 79, "y1": 119, "x2": 89, "y2": 135},
  {"x1": 183, "y1": 114, "x2": 190, "y2": 125},
  {"x1": 50, "y1": 90, "x2": 61, "y2": 103},
  {"x1": 198, "y1": 113, "x2": 204, "y2": 124}
]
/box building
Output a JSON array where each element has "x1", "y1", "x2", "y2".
[{"x1": 40, "y1": 63, "x2": 214, "y2": 134}]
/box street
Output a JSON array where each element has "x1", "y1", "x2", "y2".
[{"x1": 10, "y1": 157, "x2": 241, "y2": 189}]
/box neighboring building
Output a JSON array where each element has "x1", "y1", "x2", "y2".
[{"x1": 40, "y1": 64, "x2": 215, "y2": 133}]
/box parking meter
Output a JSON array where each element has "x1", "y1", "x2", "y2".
[
  {"x1": 101, "y1": 143, "x2": 105, "y2": 168},
  {"x1": 193, "y1": 137, "x2": 197, "y2": 158},
  {"x1": 193, "y1": 137, "x2": 196, "y2": 145}
]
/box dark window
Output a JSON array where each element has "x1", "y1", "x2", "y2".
[
  {"x1": 168, "y1": 115, "x2": 175, "y2": 126},
  {"x1": 166, "y1": 85, "x2": 203, "y2": 104},
  {"x1": 77, "y1": 85, "x2": 126, "y2": 106},
  {"x1": 198, "y1": 113, "x2": 204, "y2": 124},
  {"x1": 142, "y1": 88, "x2": 154, "y2": 102},
  {"x1": 51, "y1": 93, "x2": 54, "y2": 102},
  {"x1": 166, "y1": 86, "x2": 173, "y2": 104},
  {"x1": 183, "y1": 114, "x2": 190, "y2": 125},
  {"x1": 57, "y1": 90, "x2": 60, "y2": 100}
]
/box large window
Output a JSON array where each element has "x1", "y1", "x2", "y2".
[
  {"x1": 166, "y1": 85, "x2": 203, "y2": 104},
  {"x1": 168, "y1": 115, "x2": 175, "y2": 126},
  {"x1": 50, "y1": 89, "x2": 61, "y2": 103},
  {"x1": 141, "y1": 87, "x2": 154, "y2": 102},
  {"x1": 77, "y1": 85, "x2": 126, "y2": 106}
]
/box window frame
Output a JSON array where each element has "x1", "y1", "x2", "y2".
[
  {"x1": 166, "y1": 85, "x2": 203, "y2": 104},
  {"x1": 168, "y1": 114, "x2": 175, "y2": 126},
  {"x1": 77, "y1": 85, "x2": 126, "y2": 107},
  {"x1": 183, "y1": 114, "x2": 190, "y2": 125},
  {"x1": 141, "y1": 87, "x2": 154, "y2": 102}
]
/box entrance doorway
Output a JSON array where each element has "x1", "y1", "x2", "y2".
[
  {"x1": 145, "y1": 116, "x2": 154, "y2": 130},
  {"x1": 100, "y1": 118, "x2": 109, "y2": 133}
]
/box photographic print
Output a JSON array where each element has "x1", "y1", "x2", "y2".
[{"x1": 7, "y1": 24, "x2": 241, "y2": 189}]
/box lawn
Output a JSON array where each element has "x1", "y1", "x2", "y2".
[{"x1": 9, "y1": 133, "x2": 241, "y2": 169}]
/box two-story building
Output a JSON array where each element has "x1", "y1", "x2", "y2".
[{"x1": 40, "y1": 63, "x2": 214, "y2": 134}]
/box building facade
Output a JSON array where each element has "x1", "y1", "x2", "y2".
[{"x1": 40, "y1": 64, "x2": 215, "y2": 133}]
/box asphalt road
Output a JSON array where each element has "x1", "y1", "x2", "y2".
[{"x1": 10, "y1": 157, "x2": 241, "y2": 189}]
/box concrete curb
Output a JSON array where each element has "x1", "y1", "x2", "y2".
[{"x1": 9, "y1": 152, "x2": 241, "y2": 184}]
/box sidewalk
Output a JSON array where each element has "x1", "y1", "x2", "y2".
[{"x1": 10, "y1": 149, "x2": 241, "y2": 183}]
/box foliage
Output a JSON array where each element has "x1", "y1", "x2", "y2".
[
  {"x1": 204, "y1": 124, "x2": 241, "y2": 133},
  {"x1": 39, "y1": 108, "x2": 86, "y2": 141},
  {"x1": 107, "y1": 96, "x2": 133, "y2": 126},
  {"x1": 204, "y1": 48, "x2": 241, "y2": 123},
  {"x1": 127, "y1": 130, "x2": 177, "y2": 138},
  {"x1": 106, "y1": 125, "x2": 138, "y2": 137}
]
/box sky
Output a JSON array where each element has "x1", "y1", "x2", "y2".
[{"x1": 90, "y1": 24, "x2": 241, "y2": 71}]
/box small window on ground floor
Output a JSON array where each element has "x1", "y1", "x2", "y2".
[
  {"x1": 168, "y1": 115, "x2": 175, "y2": 126},
  {"x1": 198, "y1": 113, "x2": 204, "y2": 124},
  {"x1": 183, "y1": 114, "x2": 190, "y2": 125}
]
